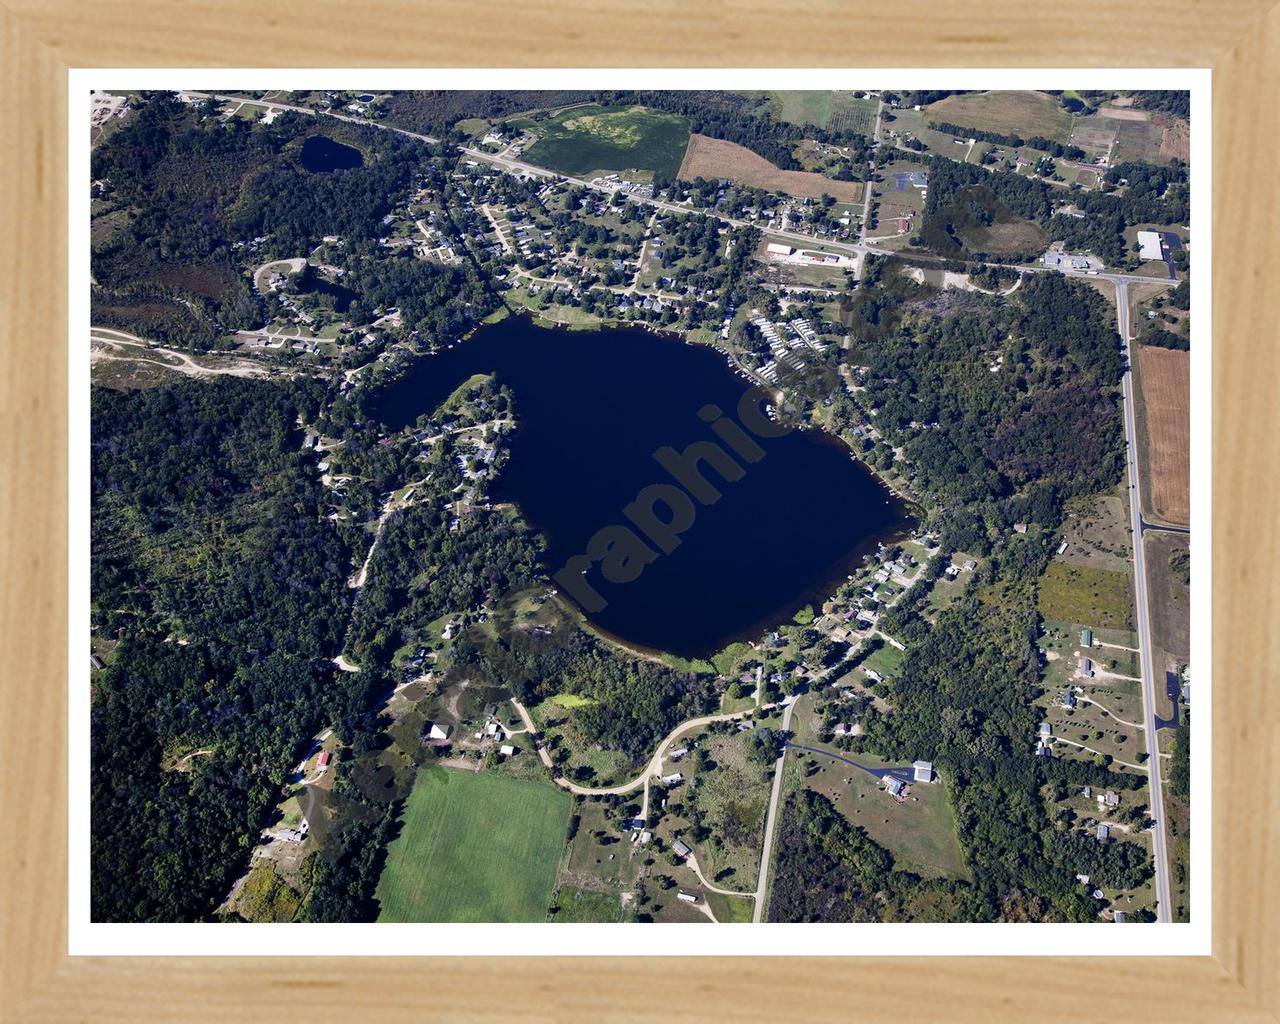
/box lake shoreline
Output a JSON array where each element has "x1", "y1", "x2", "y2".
[{"x1": 366, "y1": 313, "x2": 913, "y2": 659}]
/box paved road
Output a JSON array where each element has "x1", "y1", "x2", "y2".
[
  {"x1": 853, "y1": 96, "x2": 883, "y2": 278},
  {"x1": 193, "y1": 93, "x2": 1180, "y2": 293},
  {"x1": 179, "y1": 97, "x2": 1179, "y2": 922},
  {"x1": 1142, "y1": 517, "x2": 1191, "y2": 536},
  {"x1": 183, "y1": 92, "x2": 442, "y2": 145},
  {"x1": 1114, "y1": 278, "x2": 1174, "y2": 922},
  {"x1": 752, "y1": 697, "x2": 797, "y2": 923}
]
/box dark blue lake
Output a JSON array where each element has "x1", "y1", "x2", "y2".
[
  {"x1": 299, "y1": 135, "x2": 364, "y2": 173},
  {"x1": 368, "y1": 316, "x2": 911, "y2": 658}
]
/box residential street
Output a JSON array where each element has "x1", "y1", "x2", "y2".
[
  {"x1": 151, "y1": 92, "x2": 1181, "y2": 928},
  {"x1": 192, "y1": 92, "x2": 1179, "y2": 294}
]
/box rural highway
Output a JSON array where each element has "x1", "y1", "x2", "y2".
[
  {"x1": 182, "y1": 92, "x2": 442, "y2": 145},
  {"x1": 195, "y1": 92, "x2": 1177, "y2": 292},
  {"x1": 1114, "y1": 278, "x2": 1174, "y2": 922},
  {"x1": 177, "y1": 95, "x2": 1179, "y2": 921}
]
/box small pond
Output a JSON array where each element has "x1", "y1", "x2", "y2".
[{"x1": 299, "y1": 135, "x2": 364, "y2": 173}]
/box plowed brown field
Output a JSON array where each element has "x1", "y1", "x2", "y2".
[
  {"x1": 677, "y1": 134, "x2": 865, "y2": 203},
  {"x1": 1136, "y1": 345, "x2": 1190, "y2": 526}
]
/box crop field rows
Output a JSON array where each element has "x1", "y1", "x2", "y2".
[
  {"x1": 1135, "y1": 345, "x2": 1191, "y2": 526},
  {"x1": 376, "y1": 767, "x2": 571, "y2": 922}
]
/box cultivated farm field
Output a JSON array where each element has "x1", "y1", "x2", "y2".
[
  {"x1": 375, "y1": 767, "x2": 571, "y2": 922},
  {"x1": 677, "y1": 134, "x2": 865, "y2": 203},
  {"x1": 1135, "y1": 345, "x2": 1191, "y2": 526}
]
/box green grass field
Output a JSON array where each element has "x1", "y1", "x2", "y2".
[
  {"x1": 550, "y1": 886, "x2": 633, "y2": 922},
  {"x1": 516, "y1": 104, "x2": 691, "y2": 181},
  {"x1": 1038, "y1": 561, "x2": 1135, "y2": 632},
  {"x1": 375, "y1": 767, "x2": 571, "y2": 922},
  {"x1": 925, "y1": 90, "x2": 1075, "y2": 143},
  {"x1": 740, "y1": 91, "x2": 877, "y2": 135},
  {"x1": 764, "y1": 91, "x2": 836, "y2": 127}
]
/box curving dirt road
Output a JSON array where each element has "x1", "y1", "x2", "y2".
[
  {"x1": 687, "y1": 852, "x2": 756, "y2": 899},
  {"x1": 91, "y1": 326, "x2": 266, "y2": 379}
]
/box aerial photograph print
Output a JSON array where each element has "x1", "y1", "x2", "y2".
[{"x1": 86, "y1": 84, "x2": 1194, "y2": 930}]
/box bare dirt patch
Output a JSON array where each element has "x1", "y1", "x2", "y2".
[
  {"x1": 1135, "y1": 346, "x2": 1190, "y2": 526},
  {"x1": 1160, "y1": 119, "x2": 1191, "y2": 162},
  {"x1": 1097, "y1": 106, "x2": 1152, "y2": 122},
  {"x1": 677, "y1": 134, "x2": 865, "y2": 203}
]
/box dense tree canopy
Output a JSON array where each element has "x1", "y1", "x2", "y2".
[{"x1": 91, "y1": 379, "x2": 360, "y2": 921}]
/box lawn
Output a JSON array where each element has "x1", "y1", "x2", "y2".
[
  {"x1": 790, "y1": 744, "x2": 969, "y2": 881},
  {"x1": 550, "y1": 885, "x2": 633, "y2": 922},
  {"x1": 859, "y1": 641, "x2": 905, "y2": 680},
  {"x1": 564, "y1": 798, "x2": 645, "y2": 889},
  {"x1": 785, "y1": 695, "x2": 968, "y2": 880},
  {"x1": 765, "y1": 90, "x2": 835, "y2": 127},
  {"x1": 375, "y1": 767, "x2": 571, "y2": 922},
  {"x1": 517, "y1": 104, "x2": 691, "y2": 181},
  {"x1": 1038, "y1": 560, "x2": 1134, "y2": 632}
]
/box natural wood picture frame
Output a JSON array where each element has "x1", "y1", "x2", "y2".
[{"x1": 2, "y1": 2, "x2": 1276, "y2": 1020}]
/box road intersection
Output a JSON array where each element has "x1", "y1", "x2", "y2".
[{"x1": 177, "y1": 91, "x2": 1181, "y2": 923}]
